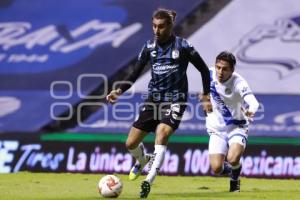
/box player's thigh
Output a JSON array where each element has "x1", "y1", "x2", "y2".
[
  {"x1": 209, "y1": 134, "x2": 228, "y2": 172},
  {"x1": 126, "y1": 127, "x2": 148, "y2": 149},
  {"x1": 227, "y1": 128, "x2": 248, "y2": 162},
  {"x1": 227, "y1": 143, "x2": 244, "y2": 164},
  {"x1": 132, "y1": 102, "x2": 159, "y2": 133},
  {"x1": 228, "y1": 127, "x2": 248, "y2": 150},
  {"x1": 208, "y1": 133, "x2": 228, "y2": 155}
]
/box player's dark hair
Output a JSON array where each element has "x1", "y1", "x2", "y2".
[
  {"x1": 152, "y1": 8, "x2": 176, "y2": 25},
  {"x1": 216, "y1": 51, "x2": 236, "y2": 69}
]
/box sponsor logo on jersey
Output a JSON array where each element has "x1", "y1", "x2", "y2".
[
  {"x1": 151, "y1": 51, "x2": 157, "y2": 57},
  {"x1": 152, "y1": 63, "x2": 179, "y2": 74},
  {"x1": 241, "y1": 86, "x2": 249, "y2": 94}
]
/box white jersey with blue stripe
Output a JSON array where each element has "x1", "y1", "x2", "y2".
[{"x1": 206, "y1": 68, "x2": 254, "y2": 132}]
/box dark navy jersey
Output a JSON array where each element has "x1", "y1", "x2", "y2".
[{"x1": 120, "y1": 35, "x2": 210, "y2": 102}]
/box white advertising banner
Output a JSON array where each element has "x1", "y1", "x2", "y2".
[{"x1": 133, "y1": 0, "x2": 300, "y2": 94}]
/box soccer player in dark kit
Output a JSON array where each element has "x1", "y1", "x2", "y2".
[{"x1": 106, "y1": 8, "x2": 212, "y2": 198}]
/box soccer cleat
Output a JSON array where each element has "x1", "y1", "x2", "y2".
[
  {"x1": 129, "y1": 154, "x2": 151, "y2": 181},
  {"x1": 129, "y1": 163, "x2": 143, "y2": 181},
  {"x1": 229, "y1": 179, "x2": 240, "y2": 192},
  {"x1": 140, "y1": 180, "x2": 151, "y2": 198}
]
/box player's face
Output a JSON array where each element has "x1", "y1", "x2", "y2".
[
  {"x1": 152, "y1": 18, "x2": 172, "y2": 43},
  {"x1": 215, "y1": 59, "x2": 234, "y2": 83}
]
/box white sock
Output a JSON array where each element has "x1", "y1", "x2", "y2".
[
  {"x1": 128, "y1": 143, "x2": 148, "y2": 166},
  {"x1": 146, "y1": 145, "x2": 167, "y2": 184}
]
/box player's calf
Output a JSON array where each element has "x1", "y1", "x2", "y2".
[
  {"x1": 230, "y1": 164, "x2": 242, "y2": 180},
  {"x1": 229, "y1": 164, "x2": 242, "y2": 192}
]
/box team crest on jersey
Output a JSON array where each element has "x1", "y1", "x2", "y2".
[
  {"x1": 225, "y1": 88, "x2": 232, "y2": 95},
  {"x1": 172, "y1": 49, "x2": 179, "y2": 59}
]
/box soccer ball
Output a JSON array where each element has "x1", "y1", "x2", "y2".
[{"x1": 98, "y1": 175, "x2": 123, "y2": 198}]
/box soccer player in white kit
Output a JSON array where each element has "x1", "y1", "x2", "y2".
[{"x1": 204, "y1": 51, "x2": 259, "y2": 192}]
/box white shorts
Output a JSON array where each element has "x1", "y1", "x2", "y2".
[{"x1": 208, "y1": 127, "x2": 248, "y2": 155}]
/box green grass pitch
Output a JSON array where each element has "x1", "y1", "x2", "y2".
[{"x1": 1, "y1": 172, "x2": 300, "y2": 199}]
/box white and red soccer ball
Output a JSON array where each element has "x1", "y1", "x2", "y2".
[{"x1": 98, "y1": 175, "x2": 123, "y2": 198}]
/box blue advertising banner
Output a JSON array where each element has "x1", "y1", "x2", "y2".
[{"x1": 0, "y1": 0, "x2": 205, "y2": 132}]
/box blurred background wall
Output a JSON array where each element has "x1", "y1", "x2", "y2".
[{"x1": 1, "y1": 0, "x2": 300, "y2": 178}]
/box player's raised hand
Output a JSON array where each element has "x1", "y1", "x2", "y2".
[
  {"x1": 106, "y1": 88, "x2": 122, "y2": 104},
  {"x1": 199, "y1": 93, "x2": 213, "y2": 115}
]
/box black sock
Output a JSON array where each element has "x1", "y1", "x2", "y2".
[
  {"x1": 221, "y1": 162, "x2": 232, "y2": 175},
  {"x1": 230, "y1": 164, "x2": 241, "y2": 181}
]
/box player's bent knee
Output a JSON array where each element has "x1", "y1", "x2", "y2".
[
  {"x1": 157, "y1": 125, "x2": 172, "y2": 133},
  {"x1": 210, "y1": 160, "x2": 223, "y2": 174},
  {"x1": 155, "y1": 124, "x2": 173, "y2": 144},
  {"x1": 211, "y1": 165, "x2": 223, "y2": 174},
  {"x1": 155, "y1": 134, "x2": 170, "y2": 145},
  {"x1": 125, "y1": 140, "x2": 138, "y2": 150},
  {"x1": 227, "y1": 154, "x2": 241, "y2": 166}
]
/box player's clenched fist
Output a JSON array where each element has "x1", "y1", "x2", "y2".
[{"x1": 106, "y1": 88, "x2": 122, "y2": 104}]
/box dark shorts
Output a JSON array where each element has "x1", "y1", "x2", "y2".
[{"x1": 133, "y1": 101, "x2": 186, "y2": 133}]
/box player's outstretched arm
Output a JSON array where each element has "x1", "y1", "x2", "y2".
[
  {"x1": 107, "y1": 45, "x2": 148, "y2": 104},
  {"x1": 189, "y1": 51, "x2": 212, "y2": 114},
  {"x1": 183, "y1": 39, "x2": 212, "y2": 113},
  {"x1": 106, "y1": 88, "x2": 122, "y2": 104},
  {"x1": 112, "y1": 43, "x2": 149, "y2": 97},
  {"x1": 188, "y1": 50, "x2": 211, "y2": 96}
]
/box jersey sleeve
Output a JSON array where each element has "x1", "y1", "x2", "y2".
[
  {"x1": 137, "y1": 43, "x2": 149, "y2": 65},
  {"x1": 244, "y1": 94, "x2": 259, "y2": 113},
  {"x1": 181, "y1": 38, "x2": 198, "y2": 59},
  {"x1": 236, "y1": 79, "x2": 259, "y2": 113},
  {"x1": 235, "y1": 79, "x2": 253, "y2": 98},
  {"x1": 182, "y1": 39, "x2": 210, "y2": 95}
]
